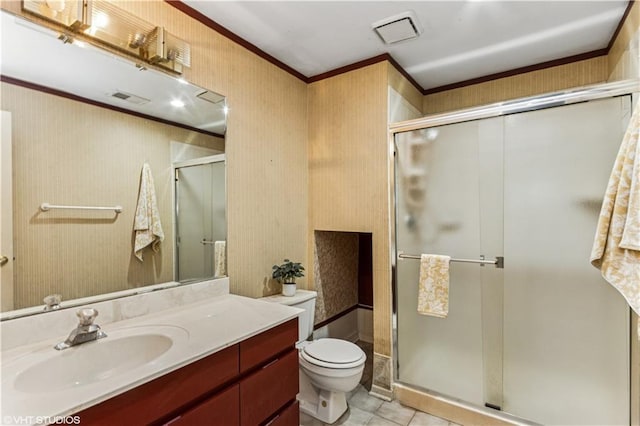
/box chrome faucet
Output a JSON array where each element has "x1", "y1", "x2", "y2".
[{"x1": 54, "y1": 308, "x2": 107, "y2": 350}]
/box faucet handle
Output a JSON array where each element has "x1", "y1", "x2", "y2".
[
  {"x1": 76, "y1": 308, "x2": 99, "y2": 326},
  {"x1": 43, "y1": 294, "x2": 62, "y2": 311}
]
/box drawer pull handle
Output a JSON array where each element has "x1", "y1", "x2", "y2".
[
  {"x1": 163, "y1": 416, "x2": 182, "y2": 426},
  {"x1": 262, "y1": 358, "x2": 279, "y2": 369},
  {"x1": 264, "y1": 414, "x2": 280, "y2": 426}
]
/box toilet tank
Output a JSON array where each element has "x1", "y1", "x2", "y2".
[{"x1": 261, "y1": 290, "x2": 317, "y2": 343}]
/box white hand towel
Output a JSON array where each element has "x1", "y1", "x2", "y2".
[
  {"x1": 134, "y1": 163, "x2": 164, "y2": 261},
  {"x1": 591, "y1": 99, "x2": 640, "y2": 336},
  {"x1": 417, "y1": 254, "x2": 451, "y2": 318},
  {"x1": 214, "y1": 240, "x2": 226, "y2": 277}
]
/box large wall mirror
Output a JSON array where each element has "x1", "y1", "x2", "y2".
[{"x1": 0, "y1": 9, "x2": 227, "y2": 317}]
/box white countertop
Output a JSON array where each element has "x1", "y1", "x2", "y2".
[{"x1": 1, "y1": 294, "x2": 302, "y2": 423}]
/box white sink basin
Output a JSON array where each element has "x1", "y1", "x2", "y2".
[{"x1": 5, "y1": 325, "x2": 188, "y2": 394}]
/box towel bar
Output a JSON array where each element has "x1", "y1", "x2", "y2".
[
  {"x1": 398, "y1": 253, "x2": 504, "y2": 269},
  {"x1": 40, "y1": 203, "x2": 123, "y2": 213}
]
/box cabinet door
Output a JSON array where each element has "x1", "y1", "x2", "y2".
[
  {"x1": 166, "y1": 384, "x2": 239, "y2": 426},
  {"x1": 240, "y1": 349, "x2": 298, "y2": 426}
]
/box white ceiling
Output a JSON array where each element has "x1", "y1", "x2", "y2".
[{"x1": 183, "y1": 0, "x2": 629, "y2": 91}]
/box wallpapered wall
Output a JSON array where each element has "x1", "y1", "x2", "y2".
[
  {"x1": 1, "y1": 1, "x2": 310, "y2": 300},
  {"x1": 1, "y1": 82, "x2": 221, "y2": 309}
]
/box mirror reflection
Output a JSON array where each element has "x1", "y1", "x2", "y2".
[
  {"x1": 175, "y1": 156, "x2": 226, "y2": 283},
  {"x1": 0, "y1": 10, "x2": 227, "y2": 315}
]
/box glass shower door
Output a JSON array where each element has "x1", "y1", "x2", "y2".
[
  {"x1": 395, "y1": 118, "x2": 504, "y2": 407},
  {"x1": 395, "y1": 95, "x2": 631, "y2": 425},
  {"x1": 502, "y1": 97, "x2": 630, "y2": 425},
  {"x1": 175, "y1": 160, "x2": 226, "y2": 282}
]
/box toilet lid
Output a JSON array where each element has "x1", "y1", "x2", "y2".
[{"x1": 302, "y1": 338, "x2": 365, "y2": 366}]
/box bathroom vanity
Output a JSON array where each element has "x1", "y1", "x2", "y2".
[
  {"x1": 78, "y1": 319, "x2": 299, "y2": 425},
  {"x1": 1, "y1": 291, "x2": 301, "y2": 426}
]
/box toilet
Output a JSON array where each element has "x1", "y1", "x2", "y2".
[{"x1": 262, "y1": 290, "x2": 366, "y2": 424}]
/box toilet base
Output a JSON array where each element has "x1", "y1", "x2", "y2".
[
  {"x1": 299, "y1": 389, "x2": 348, "y2": 424},
  {"x1": 298, "y1": 368, "x2": 349, "y2": 424}
]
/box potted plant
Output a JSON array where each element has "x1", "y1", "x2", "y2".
[{"x1": 272, "y1": 259, "x2": 305, "y2": 296}]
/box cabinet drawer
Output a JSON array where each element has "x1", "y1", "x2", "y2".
[
  {"x1": 240, "y1": 319, "x2": 297, "y2": 373},
  {"x1": 265, "y1": 400, "x2": 299, "y2": 426},
  {"x1": 239, "y1": 348, "x2": 299, "y2": 426},
  {"x1": 77, "y1": 345, "x2": 239, "y2": 425},
  {"x1": 165, "y1": 384, "x2": 239, "y2": 426}
]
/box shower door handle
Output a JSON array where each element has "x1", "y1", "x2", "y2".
[{"x1": 201, "y1": 239, "x2": 215, "y2": 245}]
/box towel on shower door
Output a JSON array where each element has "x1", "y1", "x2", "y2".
[
  {"x1": 214, "y1": 240, "x2": 226, "y2": 277},
  {"x1": 417, "y1": 254, "x2": 451, "y2": 318},
  {"x1": 591, "y1": 99, "x2": 640, "y2": 334},
  {"x1": 134, "y1": 163, "x2": 164, "y2": 261}
]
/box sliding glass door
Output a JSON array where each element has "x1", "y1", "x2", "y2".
[{"x1": 395, "y1": 96, "x2": 631, "y2": 425}]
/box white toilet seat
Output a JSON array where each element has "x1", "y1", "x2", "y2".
[{"x1": 300, "y1": 338, "x2": 366, "y2": 369}]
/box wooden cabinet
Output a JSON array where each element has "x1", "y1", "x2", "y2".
[
  {"x1": 240, "y1": 349, "x2": 298, "y2": 426},
  {"x1": 76, "y1": 319, "x2": 299, "y2": 426},
  {"x1": 168, "y1": 384, "x2": 240, "y2": 426}
]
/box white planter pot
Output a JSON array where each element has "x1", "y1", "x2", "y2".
[{"x1": 282, "y1": 282, "x2": 297, "y2": 297}]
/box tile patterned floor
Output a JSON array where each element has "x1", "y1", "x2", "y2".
[
  {"x1": 299, "y1": 383, "x2": 461, "y2": 426},
  {"x1": 300, "y1": 341, "x2": 460, "y2": 426}
]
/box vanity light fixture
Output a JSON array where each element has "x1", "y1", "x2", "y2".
[
  {"x1": 22, "y1": 0, "x2": 191, "y2": 74},
  {"x1": 23, "y1": 0, "x2": 88, "y2": 30}
]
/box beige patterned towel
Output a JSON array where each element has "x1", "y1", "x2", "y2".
[
  {"x1": 134, "y1": 163, "x2": 164, "y2": 261},
  {"x1": 214, "y1": 240, "x2": 226, "y2": 277},
  {"x1": 591, "y1": 100, "x2": 640, "y2": 326},
  {"x1": 417, "y1": 254, "x2": 451, "y2": 318}
]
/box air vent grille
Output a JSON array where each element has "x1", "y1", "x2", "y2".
[
  {"x1": 372, "y1": 11, "x2": 423, "y2": 44},
  {"x1": 110, "y1": 91, "x2": 150, "y2": 105}
]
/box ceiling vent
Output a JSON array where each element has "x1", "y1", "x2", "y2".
[
  {"x1": 372, "y1": 11, "x2": 423, "y2": 44},
  {"x1": 110, "y1": 91, "x2": 150, "y2": 105},
  {"x1": 197, "y1": 90, "x2": 225, "y2": 104}
]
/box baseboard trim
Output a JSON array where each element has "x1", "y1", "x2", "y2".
[{"x1": 314, "y1": 304, "x2": 358, "y2": 330}]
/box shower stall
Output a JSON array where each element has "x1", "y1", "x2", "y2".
[
  {"x1": 174, "y1": 154, "x2": 226, "y2": 283},
  {"x1": 391, "y1": 80, "x2": 639, "y2": 425}
]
